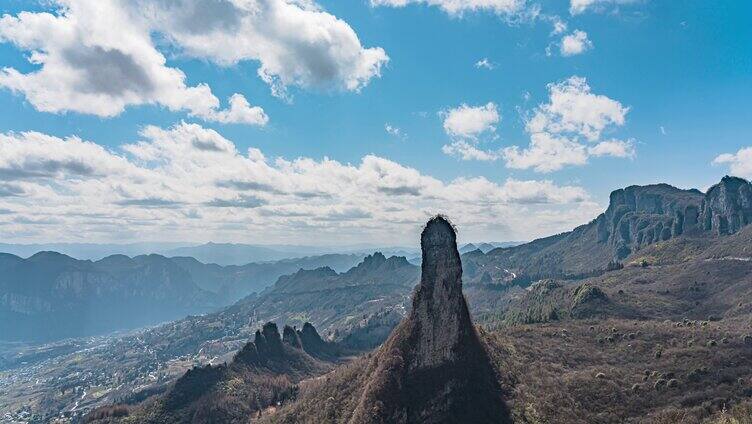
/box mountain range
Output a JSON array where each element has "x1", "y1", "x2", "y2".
[
  {"x1": 0, "y1": 252, "x2": 363, "y2": 342},
  {"x1": 7, "y1": 175, "x2": 752, "y2": 423}
]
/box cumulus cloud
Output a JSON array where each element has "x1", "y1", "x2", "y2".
[
  {"x1": 560, "y1": 30, "x2": 593, "y2": 56},
  {"x1": 713, "y1": 147, "x2": 752, "y2": 179},
  {"x1": 588, "y1": 139, "x2": 635, "y2": 158},
  {"x1": 0, "y1": 123, "x2": 600, "y2": 244},
  {"x1": 503, "y1": 133, "x2": 588, "y2": 172},
  {"x1": 138, "y1": 0, "x2": 389, "y2": 99},
  {"x1": 442, "y1": 102, "x2": 500, "y2": 140},
  {"x1": 0, "y1": 0, "x2": 387, "y2": 118},
  {"x1": 442, "y1": 140, "x2": 500, "y2": 161},
  {"x1": 570, "y1": 0, "x2": 640, "y2": 15},
  {"x1": 441, "y1": 102, "x2": 502, "y2": 161},
  {"x1": 501, "y1": 76, "x2": 633, "y2": 172},
  {"x1": 0, "y1": 1, "x2": 268, "y2": 124},
  {"x1": 370, "y1": 0, "x2": 529, "y2": 18},
  {"x1": 526, "y1": 76, "x2": 627, "y2": 141}
]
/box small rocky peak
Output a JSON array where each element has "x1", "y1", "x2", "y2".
[
  {"x1": 359, "y1": 252, "x2": 387, "y2": 269},
  {"x1": 253, "y1": 322, "x2": 283, "y2": 357},
  {"x1": 282, "y1": 325, "x2": 302, "y2": 349},
  {"x1": 298, "y1": 322, "x2": 328, "y2": 355},
  {"x1": 233, "y1": 341, "x2": 260, "y2": 365},
  {"x1": 299, "y1": 266, "x2": 337, "y2": 279}
]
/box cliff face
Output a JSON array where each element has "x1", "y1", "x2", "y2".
[
  {"x1": 701, "y1": 176, "x2": 752, "y2": 235},
  {"x1": 465, "y1": 176, "x2": 752, "y2": 282},
  {"x1": 597, "y1": 176, "x2": 752, "y2": 259},
  {"x1": 596, "y1": 184, "x2": 704, "y2": 259}
]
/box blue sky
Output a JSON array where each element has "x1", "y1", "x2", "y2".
[{"x1": 0, "y1": 0, "x2": 750, "y2": 245}]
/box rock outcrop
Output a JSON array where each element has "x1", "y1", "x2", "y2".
[
  {"x1": 281, "y1": 322, "x2": 339, "y2": 358},
  {"x1": 701, "y1": 176, "x2": 752, "y2": 235},
  {"x1": 595, "y1": 183, "x2": 705, "y2": 259},
  {"x1": 347, "y1": 216, "x2": 510, "y2": 423}
]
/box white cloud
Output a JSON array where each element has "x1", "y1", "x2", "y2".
[
  {"x1": 501, "y1": 76, "x2": 633, "y2": 172},
  {"x1": 201, "y1": 94, "x2": 269, "y2": 126},
  {"x1": 713, "y1": 147, "x2": 752, "y2": 179},
  {"x1": 0, "y1": 123, "x2": 600, "y2": 244},
  {"x1": 0, "y1": 0, "x2": 387, "y2": 118},
  {"x1": 442, "y1": 102, "x2": 500, "y2": 140},
  {"x1": 503, "y1": 132, "x2": 587, "y2": 172},
  {"x1": 560, "y1": 30, "x2": 593, "y2": 56},
  {"x1": 441, "y1": 102, "x2": 502, "y2": 161},
  {"x1": 138, "y1": 0, "x2": 389, "y2": 99},
  {"x1": 588, "y1": 139, "x2": 635, "y2": 158},
  {"x1": 570, "y1": 0, "x2": 640, "y2": 15},
  {"x1": 0, "y1": 1, "x2": 268, "y2": 124},
  {"x1": 550, "y1": 17, "x2": 568, "y2": 35},
  {"x1": 475, "y1": 58, "x2": 496, "y2": 70},
  {"x1": 370, "y1": 0, "x2": 529, "y2": 17},
  {"x1": 526, "y1": 76, "x2": 628, "y2": 142},
  {"x1": 442, "y1": 140, "x2": 500, "y2": 161},
  {"x1": 385, "y1": 124, "x2": 407, "y2": 140}
]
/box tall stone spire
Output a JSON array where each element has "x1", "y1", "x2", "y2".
[{"x1": 348, "y1": 215, "x2": 510, "y2": 424}]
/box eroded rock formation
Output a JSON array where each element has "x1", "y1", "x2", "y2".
[{"x1": 348, "y1": 216, "x2": 510, "y2": 424}]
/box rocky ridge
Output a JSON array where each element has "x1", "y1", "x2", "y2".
[{"x1": 464, "y1": 176, "x2": 752, "y2": 282}]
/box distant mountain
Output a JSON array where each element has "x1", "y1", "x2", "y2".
[
  {"x1": 0, "y1": 240, "x2": 409, "y2": 267},
  {"x1": 0, "y1": 242, "x2": 191, "y2": 261},
  {"x1": 0, "y1": 252, "x2": 218, "y2": 342},
  {"x1": 459, "y1": 243, "x2": 479, "y2": 253},
  {"x1": 163, "y1": 242, "x2": 307, "y2": 266},
  {"x1": 463, "y1": 176, "x2": 752, "y2": 283},
  {"x1": 0, "y1": 252, "x2": 365, "y2": 342},
  {"x1": 163, "y1": 242, "x2": 420, "y2": 266},
  {"x1": 170, "y1": 253, "x2": 364, "y2": 303}
]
